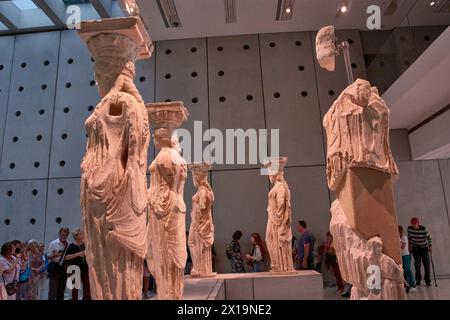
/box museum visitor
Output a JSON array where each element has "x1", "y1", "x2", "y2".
[
  {"x1": 226, "y1": 230, "x2": 245, "y2": 273},
  {"x1": 408, "y1": 218, "x2": 433, "y2": 287},
  {"x1": 245, "y1": 233, "x2": 266, "y2": 273},
  {"x1": 65, "y1": 229, "x2": 90, "y2": 300},
  {"x1": 296, "y1": 221, "x2": 316, "y2": 270}
]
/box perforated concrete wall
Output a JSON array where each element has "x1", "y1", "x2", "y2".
[{"x1": 0, "y1": 29, "x2": 449, "y2": 276}]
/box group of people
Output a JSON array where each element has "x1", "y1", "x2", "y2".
[
  {"x1": 0, "y1": 215, "x2": 434, "y2": 300},
  {"x1": 225, "y1": 216, "x2": 434, "y2": 298},
  {"x1": 225, "y1": 220, "x2": 316, "y2": 274},
  {"x1": 0, "y1": 240, "x2": 47, "y2": 300},
  {"x1": 0, "y1": 227, "x2": 90, "y2": 301}
]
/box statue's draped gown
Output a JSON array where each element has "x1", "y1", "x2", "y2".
[
  {"x1": 266, "y1": 179, "x2": 294, "y2": 272},
  {"x1": 147, "y1": 147, "x2": 187, "y2": 300},
  {"x1": 188, "y1": 183, "x2": 214, "y2": 276},
  {"x1": 81, "y1": 90, "x2": 149, "y2": 299}
]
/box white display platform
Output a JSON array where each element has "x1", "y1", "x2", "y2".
[
  {"x1": 183, "y1": 277, "x2": 225, "y2": 300},
  {"x1": 183, "y1": 270, "x2": 323, "y2": 300}
]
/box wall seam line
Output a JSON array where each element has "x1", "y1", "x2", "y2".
[
  {"x1": 257, "y1": 34, "x2": 271, "y2": 194},
  {"x1": 43, "y1": 31, "x2": 63, "y2": 244},
  {"x1": 0, "y1": 35, "x2": 17, "y2": 175}
]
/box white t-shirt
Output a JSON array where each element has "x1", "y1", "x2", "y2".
[
  {"x1": 400, "y1": 235, "x2": 410, "y2": 256},
  {"x1": 48, "y1": 238, "x2": 69, "y2": 263},
  {"x1": 252, "y1": 245, "x2": 263, "y2": 262},
  {"x1": 0, "y1": 256, "x2": 19, "y2": 300},
  {"x1": 0, "y1": 256, "x2": 19, "y2": 285}
]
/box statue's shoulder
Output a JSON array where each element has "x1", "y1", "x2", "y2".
[{"x1": 274, "y1": 182, "x2": 290, "y2": 196}]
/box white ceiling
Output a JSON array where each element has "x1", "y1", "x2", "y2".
[{"x1": 136, "y1": 0, "x2": 450, "y2": 41}]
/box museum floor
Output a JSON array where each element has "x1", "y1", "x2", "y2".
[
  {"x1": 142, "y1": 278, "x2": 450, "y2": 301},
  {"x1": 323, "y1": 280, "x2": 450, "y2": 300}
]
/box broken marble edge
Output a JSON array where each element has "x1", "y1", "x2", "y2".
[
  {"x1": 261, "y1": 156, "x2": 288, "y2": 169},
  {"x1": 187, "y1": 162, "x2": 213, "y2": 173},
  {"x1": 78, "y1": 16, "x2": 153, "y2": 59},
  {"x1": 145, "y1": 101, "x2": 189, "y2": 117},
  {"x1": 145, "y1": 101, "x2": 189, "y2": 128}
]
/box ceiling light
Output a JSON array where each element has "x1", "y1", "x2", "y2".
[
  {"x1": 276, "y1": 0, "x2": 295, "y2": 21},
  {"x1": 430, "y1": 1, "x2": 435, "y2": 6},
  {"x1": 340, "y1": 5, "x2": 348, "y2": 13}
]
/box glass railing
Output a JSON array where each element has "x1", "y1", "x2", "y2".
[{"x1": 361, "y1": 0, "x2": 449, "y2": 94}]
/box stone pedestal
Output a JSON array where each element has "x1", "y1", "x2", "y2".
[{"x1": 182, "y1": 271, "x2": 323, "y2": 300}]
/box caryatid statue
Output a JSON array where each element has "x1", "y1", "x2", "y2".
[
  {"x1": 146, "y1": 101, "x2": 189, "y2": 300},
  {"x1": 323, "y1": 78, "x2": 406, "y2": 300},
  {"x1": 264, "y1": 157, "x2": 294, "y2": 272},
  {"x1": 187, "y1": 163, "x2": 215, "y2": 277},
  {"x1": 78, "y1": 17, "x2": 152, "y2": 300}
]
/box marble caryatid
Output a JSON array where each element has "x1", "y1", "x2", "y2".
[
  {"x1": 146, "y1": 101, "x2": 189, "y2": 300},
  {"x1": 264, "y1": 157, "x2": 294, "y2": 273},
  {"x1": 323, "y1": 79, "x2": 399, "y2": 191},
  {"x1": 187, "y1": 163, "x2": 215, "y2": 277},
  {"x1": 78, "y1": 17, "x2": 152, "y2": 300},
  {"x1": 323, "y1": 78, "x2": 406, "y2": 300},
  {"x1": 316, "y1": 25, "x2": 336, "y2": 72}
]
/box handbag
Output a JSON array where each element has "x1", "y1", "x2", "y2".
[{"x1": 2, "y1": 266, "x2": 17, "y2": 296}]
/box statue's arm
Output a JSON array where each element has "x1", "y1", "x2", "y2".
[
  {"x1": 157, "y1": 151, "x2": 175, "y2": 189},
  {"x1": 198, "y1": 188, "x2": 209, "y2": 211}
]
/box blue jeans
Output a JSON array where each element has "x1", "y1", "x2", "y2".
[
  {"x1": 253, "y1": 261, "x2": 264, "y2": 272},
  {"x1": 402, "y1": 254, "x2": 416, "y2": 287}
]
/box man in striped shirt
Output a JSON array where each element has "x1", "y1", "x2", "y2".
[{"x1": 407, "y1": 217, "x2": 432, "y2": 286}]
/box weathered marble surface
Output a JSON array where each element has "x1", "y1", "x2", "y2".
[
  {"x1": 316, "y1": 25, "x2": 336, "y2": 71},
  {"x1": 323, "y1": 79, "x2": 399, "y2": 191},
  {"x1": 146, "y1": 102, "x2": 189, "y2": 300},
  {"x1": 330, "y1": 200, "x2": 406, "y2": 300},
  {"x1": 188, "y1": 163, "x2": 215, "y2": 277},
  {"x1": 79, "y1": 16, "x2": 153, "y2": 59},
  {"x1": 79, "y1": 17, "x2": 151, "y2": 300},
  {"x1": 264, "y1": 157, "x2": 294, "y2": 272},
  {"x1": 323, "y1": 79, "x2": 405, "y2": 300}
]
